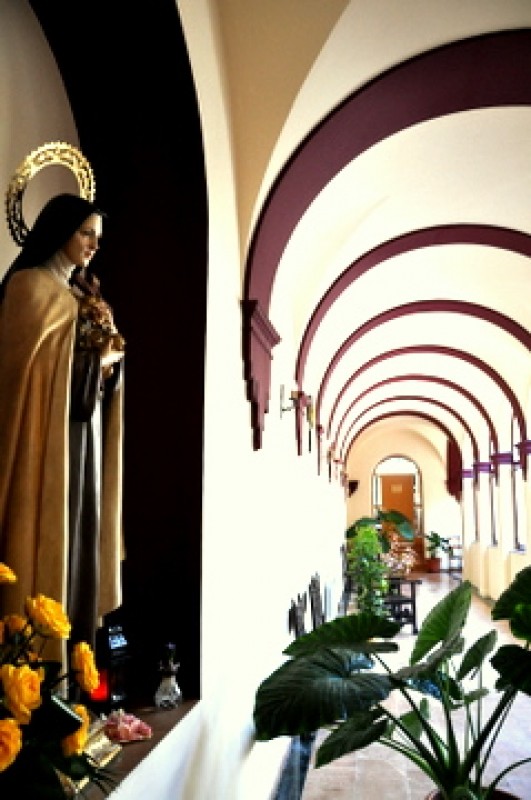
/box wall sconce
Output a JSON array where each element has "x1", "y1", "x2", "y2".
[
  {"x1": 280, "y1": 386, "x2": 314, "y2": 454},
  {"x1": 280, "y1": 385, "x2": 312, "y2": 417},
  {"x1": 306, "y1": 398, "x2": 314, "y2": 427},
  {"x1": 326, "y1": 444, "x2": 335, "y2": 481},
  {"x1": 280, "y1": 385, "x2": 297, "y2": 416},
  {"x1": 325, "y1": 443, "x2": 344, "y2": 481}
]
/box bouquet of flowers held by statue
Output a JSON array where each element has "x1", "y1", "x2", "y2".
[
  {"x1": 73, "y1": 270, "x2": 126, "y2": 355},
  {"x1": 0, "y1": 562, "x2": 115, "y2": 798}
]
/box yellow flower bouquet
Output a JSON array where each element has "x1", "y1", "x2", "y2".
[{"x1": 0, "y1": 563, "x2": 115, "y2": 798}]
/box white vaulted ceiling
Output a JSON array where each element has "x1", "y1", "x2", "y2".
[
  {"x1": 184, "y1": 0, "x2": 531, "y2": 472},
  {"x1": 27, "y1": 1, "x2": 531, "y2": 477}
]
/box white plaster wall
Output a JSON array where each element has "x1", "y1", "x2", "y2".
[
  {"x1": 179, "y1": 2, "x2": 346, "y2": 798},
  {"x1": 0, "y1": 1, "x2": 79, "y2": 275}
]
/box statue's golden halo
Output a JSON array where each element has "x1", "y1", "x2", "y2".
[{"x1": 5, "y1": 142, "x2": 96, "y2": 246}]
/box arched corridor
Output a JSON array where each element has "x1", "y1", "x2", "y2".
[{"x1": 2, "y1": 2, "x2": 531, "y2": 798}]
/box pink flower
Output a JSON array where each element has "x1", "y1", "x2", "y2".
[{"x1": 103, "y1": 710, "x2": 152, "y2": 743}]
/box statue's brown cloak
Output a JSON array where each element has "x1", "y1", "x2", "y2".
[{"x1": 0, "y1": 268, "x2": 123, "y2": 641}]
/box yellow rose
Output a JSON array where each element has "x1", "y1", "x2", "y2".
[
  {"x1": 25, "y1": 594, "x2": 71, "y2": 639},
  {"x1": 71, "y1": 642, "x2": 99, "y2": 694},
  {"x1": 61, "y1": 704, "x2": 89, "y2": 756},
  {"x1": 4, "y1": 614, "x2": 30, "y2": 638},
  {"x1": 0, "y1": 718, "x2": 22, "y2": 772},
  {"x1": 0, "y1": 563, "x2": 16, "y2": 584},
  {"x1": 0, "y1": 663, "x2": 44, "y2": 724}
]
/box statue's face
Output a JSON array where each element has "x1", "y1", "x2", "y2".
[{"x1": 61, "y1": 213, "x2": 103, "y2": 267}]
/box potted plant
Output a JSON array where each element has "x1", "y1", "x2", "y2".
[
  {"x1": 253, "y1": 566, "x2": 531, "y2": 799},
  {"x1": 347, "y1": 509, "x2": 419, "y2": 577},
  {"x1": 346, "y1": 524, "x2": 390, "y2": 617},
  {"x1": 424, "y1": 531, "x2": 451, "y2": 573},
  {"x1": 346, "y1": 508, "x2": 416, "y2": 549}
]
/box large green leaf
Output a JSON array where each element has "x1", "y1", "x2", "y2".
[
  {"x1": 461, "y1": 687, "x2": 490, "y2": 707},
  {"x1": 410, "y1": 581, "x2": 472, "y2": 665},
  {"x1": 491, "y1": 644, "x2": 531, "y2": 694},
  {"x1": 456, "y1": 630, "x2": 497, "y2": 681},
  {"x1": 315, "y1": 710, "x2": 389, "y2": 767},
  {"x1": 508, "y1": 603, "x2": 531, "y2": 642},
  {"x1": 491, "y1": 566, "x2": 531, "y2": 632},
  {"x1": 388, "y1": 696, "x2": 430, "y2": 740},
  {"x1": 397, "y1": 632, "x2": 464, "y2": 687},
  {"x1": 378, "y1": 510, "x2": 415, "y2": 540},
  {"x1": 253, "y1": 649, "x2": 394, "y2": 739},
  {"x1": 284, "y1": 612, "x2": 400, "y2": 658},
  {"x1": 346, "y1": 510, "x2": 415, "y2": 547}
]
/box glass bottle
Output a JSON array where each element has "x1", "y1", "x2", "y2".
[{"x1": 154, "y1": 642, "x2": 182, "y2": 709}]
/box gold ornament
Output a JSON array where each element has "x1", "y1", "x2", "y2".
[{"x1": 5, "y1": 141, "x2": 96, "y2": 246}]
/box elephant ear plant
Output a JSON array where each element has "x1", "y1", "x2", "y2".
[
  {"x1": 253, "y1": 566, "x2": 531, "y2": 800},
  {"x1": 346, "y1": 508, "x2": 416, "y2": 550}
]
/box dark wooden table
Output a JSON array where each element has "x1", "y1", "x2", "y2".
[{"x1": 383, "y1": 575, "x2": 422, "y2": 633}]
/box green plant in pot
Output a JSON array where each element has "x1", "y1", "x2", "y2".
[
  {"x1": 346, "y1": 508, "x2": 416, "y2": 551},
  {"x1": 346, "y1": 524, "x2": 390, "y2": 617},
  {"x1": 347, "y1": 509, "x2": 417, "y2": 578},
  {"x1": 253, "y1": 566, "x2": 531, "y2": 799},
  {"x1": 424, "y1": 531, "x2": 451, "y2": 573}
]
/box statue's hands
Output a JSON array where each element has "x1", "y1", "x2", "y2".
[{"x1": 101, "y1": 339, "x2": 125, "y2": 379}]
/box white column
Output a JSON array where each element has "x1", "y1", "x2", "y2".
[
  {"x1": 461, "y1": 468, "x2": 475, "y2": 583},
  {"x1": 473, "y1": 461, "x2": 494, "y2": 597},
  {"x1": 516, "y1": 440, "x2": 531, "y2": 553},
  {"x1": 490, "y1": 454, "x2": 514, "y2": 549},
  {"x1": 490, "y1": 452, "x2": 513, "y2": 596}
]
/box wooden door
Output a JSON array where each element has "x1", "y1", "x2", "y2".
[
  {"x1": 381, "y1": 474, "x2": 414, "y2": 520},
  {"x1": 381, "y1": 474, "x2": 424, "y2": 568}
]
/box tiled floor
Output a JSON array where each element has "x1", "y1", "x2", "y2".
[{"x1": 301, "y1": 571, "x2": 531, "y2": 800}]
